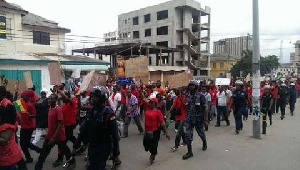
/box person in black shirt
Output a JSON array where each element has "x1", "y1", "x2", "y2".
[
  {"x1": 278, "y1": 83, "x2": 288, "y2": 120},
  {"x1": 260, "y1": 85, "x2": 274, "y2": 125}
]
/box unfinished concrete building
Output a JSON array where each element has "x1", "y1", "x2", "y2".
[{"x1": 118, "y1": 0, "x2": 211, "y2": 76}]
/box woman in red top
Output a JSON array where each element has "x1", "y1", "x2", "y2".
[
  {"x1": 143, "y1": 98, "x2": 170, "y2": 165},
  {"x1": 0, "y1": 97, "x2": 26, "y2": 169},
  {"x1": 168, "y1": 89, "x2": 186, "y2": 151},
  {"x1": 20, "y1": 90, "x2": 42, "y2": 163}
]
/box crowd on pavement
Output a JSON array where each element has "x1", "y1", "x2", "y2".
[{"x1": 0, "y1": 76, "x2": 299, "y2": 170}]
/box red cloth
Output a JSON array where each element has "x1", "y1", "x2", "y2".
[
  {"x1": 209, "y1": 89, "x2": 218, "y2": 105},
  {"x1": 247, "y1": 87, "x2": 252, "y2": 97},
  {"x1": 153, "y1": 87, "x2": 166, "y2": 96},
  {"x1": 295, "y1": 83, "x2": 300, "y2": 91},
  {"x1": 131, "y1": 88, "x2": 142, "y2": 106},
  {"x1": 260, "y1": 87, "x2": 265, "y2": 99},
  {"x1": 173, "y1": 96, "x2": 186, "y2": 121},
  {"x1": 46, "y1": 106, "x2": 66, "y2": 141},
  {"x1": 62, "y1": 99, "x2": 77, "y2": 126},
  {"x1": 0, "y1": 123, "x2": 23, "y2": 166},
  {"x1": 20, "y1": 101, "x2": 36, "y2": 129},
  {"x1": 271, "y1": 85, "x2": 278, "y2": 99},
  {"x1": 120, "y1": 88, "x2": 127, "y2": 104},
  {"x1": 144, "y1": 109, "x2": 164, "y2": 132}
]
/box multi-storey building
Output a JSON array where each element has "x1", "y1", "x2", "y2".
[
  {"x1": 0, "y1": 0, "x2": 109, "y2": 93},
  {"x1": 118, "y1": 0, "x2": 211, "y2": 76},
  {"x1": 213, "y1": 35, "x2": 252, "y2": 60},
  {"x1": 290, "y1": 40, "x2": 300, "y2": 75}
]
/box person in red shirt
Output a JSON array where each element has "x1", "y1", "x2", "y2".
[
  {"x1": 168, "y1": 89, "x2": 186, "y2": 152},
  {"x1": 143, "y1": 98, "x2": 170, "y2": 165},
  {"x1": 0, "y1": 97, "x2": 27, "y2": 170},
  {"x1": 208, "y1": 85, "x2": 217, "y2": 121},
  {"x1": 35, "y1": 94, "x2": 75, "y2": 170},
  {"x1": 20, "y1": 90, "x2": 41, "y2": 163},
  {"x1": 53, "y1": 90, "x2": 77, "y2": 167}
]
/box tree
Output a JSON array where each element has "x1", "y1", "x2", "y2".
[{"x1": 230, "y1": 50, "x2": 279, "y2": 77}]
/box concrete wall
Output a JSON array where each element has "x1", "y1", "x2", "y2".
[
  {"x1": 0, "y1": 63, "x2": 51, "y2": 91},
  {"x1": 0, "y1": 10, "x2": 66, "y2": 55}
]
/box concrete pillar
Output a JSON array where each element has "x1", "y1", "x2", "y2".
[{"x1": 172, "y1": 52, "x2": 175, "y2": 66}]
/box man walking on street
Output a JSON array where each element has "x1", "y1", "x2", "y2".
[
  {"x1": 261, "y1": 85, "x2": 274, "y2": 125},
  {"x1": 216, "y1": 86, "x2": 230, "y2": 127},
  {"x1": 121, "y1": 89, "x2": 144, "y2": 138},
  {"x1": 182, "y1": 80, "x2": 207, "y2": 160}
]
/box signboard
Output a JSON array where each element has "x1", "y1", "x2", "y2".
[
  {"x1": 125, "y1": 56, "x2": 149, "y2": 78},
  {"x1": 23, "y1": 71, "x2": 33, "y2": 88},
  {"x1": 88, "y1": 73, "x2": 106, "y2": 90},
  {"x1": 215, "y1": 78, "x2": 231, "y2": 85},
  {"x1": 116, "y1": 55, "x2": 125, "y2": 77},
  {"x1": 48, "y1": 62, "x2": 62, "y2": 85},
  {"x1": 168, "y1": 72, "x2": 192, "y2": 89},
  {"x1": 6, "y1": 80, "x2": 27, "y2": 94},
  {"x1": 80, "y1": 70, "x2": 107, "y2": 92},
  {"x1": 80, "y1": 70, "x2": 95, "y2": 92},
  {"x1": 0, "y1": 16, "x2": 6, "y2": 39}
]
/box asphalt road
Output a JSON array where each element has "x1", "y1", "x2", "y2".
[{"x1": 25, "y1": 102, "x2": 300, "y2": 170}]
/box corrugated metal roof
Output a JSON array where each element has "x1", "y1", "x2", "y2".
[
  {"x1": 0, "y1": 53, "x2": 110, "y2": 65},
  {"x1": 22, "y1": 13, "x2": 70, "y2": 33}
]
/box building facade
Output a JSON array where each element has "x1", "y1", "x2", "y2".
[
  {"x1": 210, "y1": 55, "x2": 237, "y2": 77},
  {"x1": 213, "y1": 35, "x2": 252, "y2": 60},
  {"x1": 290, "y1": 40, "x2": 300, "y2": 74},
  {"x1": 0, "y1": 1, "x2": 109, "y2": 92},
  {"x1": 118, "y1": 0, "x2": 211, "y2": 76}
]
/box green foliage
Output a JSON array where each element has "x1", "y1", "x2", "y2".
[{"x1": 230, "y1": 50, "x2": 279, "y2": 77}]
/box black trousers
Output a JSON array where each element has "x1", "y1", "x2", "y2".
[
  {"x1": 57, "y1": 125, "x2": 76, "y2": 161},
  {"x1": 20, "y1": 128, "x2": 41, "y2": 160},
  {"x1": 174, "y1": 120, "x2": 186, "y2": 147},
  {"x1": 143, "y1": 128, "x2": 161, "y2": 155},
  {"x1": 35, "y1": 140, "x2": 72, "y2": 169},
  {"x1": 87, "y1": 143, "x2": 112, "y2": 170}
]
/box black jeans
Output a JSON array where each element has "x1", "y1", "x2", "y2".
[
  {"x1": 20, "y1": 128, "x2": 41, "y2": 160},
  {"x1": 35, "y1": 140, "x2": 72, "y2": 169},
  {"x1": 57, "y1": 125, "x2": 76, "y2": 161},
  {"x1": 279, "y1": 101, "x2": 286, "y2": 118},
  {"x1": 174, "y1": 120, "x2": 186, "y2": 148},
  {"x1": 217, "y1": 106, "x2": 229, "y2": 125}
]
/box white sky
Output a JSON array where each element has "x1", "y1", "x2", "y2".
[{"x1": 7, "y1": 0, "x2": 300, "y2": 62}]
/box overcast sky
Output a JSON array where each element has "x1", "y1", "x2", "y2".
[{"x1": 8, "y1": 0, "x2": 300, "y2": 62}]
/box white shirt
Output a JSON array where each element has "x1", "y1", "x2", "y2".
[
  {"x1": 109, "y1": 92, "x2": 122, "y2": 112},
  {"x1": 217, "y1": 91, "x2": 227, "y2": 106}
]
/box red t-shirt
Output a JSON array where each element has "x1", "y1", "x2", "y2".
[
  {"x1": 131, "y1": 88, "x2": 142, "y2": 106},
  {"x1": 0, "y1": 123, "x2": 23, "y2": 166},
  {"x1": 120, "y1": 88, "x2": 127, "y2": 104},
  {"x1": 144, "y1": 109, "x2": 164, "y2": 132},
  {"x1": 20, "y1": 101, "x2": 36, "y2": 129},
  {"x1": 209, "y1": 89, "x2": 217, "y2": 105},
  {"x1": 173, "y1": 96, "x2": 186, "y2": 121},
  {"x1": 62, "y1": 99, "x2": 77, "y2": 125},
  {"x1": 271, "y1": 86, "x2": 278, "y2": 99},
  {"x1": 46, "y1": 106, "x2": 66, "y2": 141}
]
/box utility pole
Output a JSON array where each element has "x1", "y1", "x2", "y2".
[{"x1": 252, "y1": 0, "x2": 261, "y2": 139}]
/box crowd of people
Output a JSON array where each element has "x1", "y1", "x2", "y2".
[{"x1": 0, "y1": 77, "x2": 298, "y2": 170}]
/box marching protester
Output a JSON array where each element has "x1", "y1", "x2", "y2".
[
  {"x1": 73, "y1": 86, "x2": 120, "y2": 170},
  {"x1": 52, "y1": 90, "x2": 77, "y2": 167},
  {"x1": 20, "y1": 90, "x2": 42, "y2": 163},
  {"x1": 108, "y1": 85, "x2": 122, "y2": 120},
  {"x1": 0, "y1": 91, "x2": 27, "y2": 170},
  {"x1": 32, "y1": 89, "x2": 49, "y2": 146},
  {"x1": 121, "y1": 89, "x2": 144, "y2": 138},
  {"x1": 168, "y1": 88, "x2": 187, "y2": 152},
  {"x1": 229, "y1": 80, "x2": 250, "y2": 134},
  {"x1": 35, "y1": 93, "x2": 75, "y2": 170},
  {"x1": 182, "y1": 80, "x2": 207, "y2": 160},
  {"x1": 260, "y1": 85, "x2": 274, "y2": 125},
  {"x1": 278, "y1": 83, "x2": 288, "y2": 120},
  {"x1": 208, "y1": 83, "x2": 217, "y2": 121},
  {"x1": 200, "y1": 86, "x2": 211, "y2": 131},
  {"x1": 143, "y1": 97, "x2": 170, "y2": 165},
  {"x1": 216, "y1": 86, "x2": 230, "y2": 127},
  {"x1": 289, "y1": 83, "x2": 297, "y2": 116}
]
